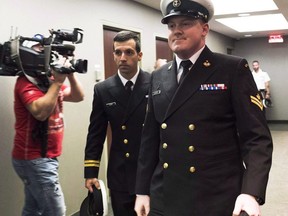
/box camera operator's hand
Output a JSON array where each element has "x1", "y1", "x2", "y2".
[
  {"x1": 26, "y1": 65, "x2": 68, "y2": 122},
  {"x1": 50, "y1": 55, "x2": 70, "y2": 83},
  {"x1": 51, "y1": 54, "x2": 73, "y2": 74},
  {"x1": 51, "y1": 69, "x2": 67, "y2": 84}
]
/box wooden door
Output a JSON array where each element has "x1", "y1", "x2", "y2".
[{"x1": 156, "y1": 36, "x2": 173, "y2": 61}]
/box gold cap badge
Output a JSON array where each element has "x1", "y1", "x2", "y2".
[{"x1": 203, "y1": 60, "x2": 211, "y2": 67}]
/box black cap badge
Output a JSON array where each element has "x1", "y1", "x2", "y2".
[{"x1": 173, "y1": 0, "x2": 181, "y2": 8}]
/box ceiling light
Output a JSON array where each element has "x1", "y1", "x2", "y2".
[
  {"x1": 216, "y1": 14, "x2": 288, "y2": 32},
  {"x1": 213, "y1": 0, "x2": 278, "y2": 15},
  {"x1": 238, "y1": 13, "x2": 250, "y2": 17}
]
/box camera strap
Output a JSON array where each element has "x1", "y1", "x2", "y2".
[
  {"x1": 32, "y1": 119, "x2": 49, "y2": 158},
  {"x1": 25, "y1": 73, "x2": 51, "y2": 158},
  {"x1": 25, "y1": 74, "x2": 50, "y2": 158}
]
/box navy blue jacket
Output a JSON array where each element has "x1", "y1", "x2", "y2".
[
  {"x1": 85, "y1": 70, "x2": 150, "y2": 194},
  {"x1": 136, "y1": 46, "x2": 273, "y2": 216}
]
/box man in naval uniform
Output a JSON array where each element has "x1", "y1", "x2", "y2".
[
  {"x1": 84, "y1": 31, "x2": 150, "y2": 216},
  {"x1": 134, "y1": 0, "x2": 273, "y2": 216}
]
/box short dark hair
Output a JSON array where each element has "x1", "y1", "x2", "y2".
[
  {"x1": 252, "y1": 60, "x2": 259, "y2": 64},
  {"x1": 113, "y1": 31, "x2": 141, "y2": 53}
]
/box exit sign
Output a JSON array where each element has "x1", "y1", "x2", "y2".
[{"x1": 269, "y1": 35, "x2": 284, "y2": 43}]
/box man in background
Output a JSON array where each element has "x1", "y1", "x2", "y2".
[
  {"x1": 154, "y1": 58, "x2": 167, "y2": 70},
  {"x1": 252, "y1": 60, "x2": 272, "y2": 108},
  {"x1": 84, "y1": 31, "x2": 150, "y2": 216}
]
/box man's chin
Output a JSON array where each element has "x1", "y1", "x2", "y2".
[
  {"x1": 172, "y1": 48, "x2": 185, "y2": 56},
  {"x1": 119, "y1": 69, "x2": 130, "y2": 74},
  {"x1": 171, "y1": 44, "x2": 184, "y2": 53}
]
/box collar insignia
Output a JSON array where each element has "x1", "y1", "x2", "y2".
[
  {"x1": 203, "y1": 60, "x2": 211, "y2": 67},
  {"x1": 173, "y1": 0, "x2": 181, "y2": 8}
]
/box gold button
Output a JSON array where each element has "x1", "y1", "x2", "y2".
[
  {"x1": 163, "y1": 163, "x2": 169, "y2": 169},
  {"x1": 188, "y1": 124, "x2": 195, "y2": 131},
  {"x1": 161, "y1": 123, "x2": 167, "y2": 129},
  {"x1": 123, "y1": 139, "x2": 128, "y2": 144},
  {"x1": 189, "y1": 166, "x2": 196, "y2": 173},
  {"x1": 125, "y1": 153, "x2": 130, "y2": 158},
  {"x1": 121, "y1": 125, "x2": 126, "y2": 130},
  {"x1": 163, "y1": 143, "x2": 168, "y2": 149},
  {"x1": 188, "y1": 146, "x2": 195, "y2": 152}
]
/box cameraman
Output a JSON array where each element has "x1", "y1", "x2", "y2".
[{"x1": 12, "y1": 37, "x2": 84, "y2": 216}]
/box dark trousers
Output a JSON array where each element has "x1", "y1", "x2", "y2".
[
  {"x1": 110, "y1": 190, "x2": 137, "y2": 216},
  {"x1": 148, "y1": 194, "x2": 164, "y2": 216},
  {"x1": 148, "y1": 209, "x2": 164, "y2": 216}
]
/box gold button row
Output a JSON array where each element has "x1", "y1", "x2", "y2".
[
  {"x1": 163, "y1": 163, "x2": 196, "y2": 173},
  {"x1": 161, "y1": 123, "x2": 196, "y2": 131},
  {"x1": 121, "y1": 124, "x2": 130, "y2": 158},
  {"x1": 162, "y1": 143, "x2": 195, "y2": 153}
]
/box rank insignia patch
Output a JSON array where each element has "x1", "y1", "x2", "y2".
[
  {"x1": 250, "y1": 95, "x2": 263, "y2": 111},
  {"x1": 84, "y1": 160, "x2": 100, "y2": 168}
]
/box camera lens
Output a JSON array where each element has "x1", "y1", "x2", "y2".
[{"x1": 71, "y1": 59, "x2": 87, "y2": 74}]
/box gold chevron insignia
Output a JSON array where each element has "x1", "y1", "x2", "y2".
[{"x1": 250, "y1": 95, "x2": 263, "y2": 111}]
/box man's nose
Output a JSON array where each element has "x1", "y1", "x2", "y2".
[{"x1": 120, "y1": 53, "x2": 127, "y2": 60}]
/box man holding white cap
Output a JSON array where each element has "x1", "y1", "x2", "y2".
[{"x1": 135, "y1": 0, "x2": 273, "y2": 215}]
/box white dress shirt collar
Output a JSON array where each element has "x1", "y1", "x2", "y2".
[
  {"x1": 118, "y1": 67, "x2": 140, "y2": 87},
  {"x1": 175, "y1": 45, "x2": 205, "y2": 70}
]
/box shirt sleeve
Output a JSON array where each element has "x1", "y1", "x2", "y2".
[{"x1": 15, "y1": 76, "x2": 44, "y2": 105}]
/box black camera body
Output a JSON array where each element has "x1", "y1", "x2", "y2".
[{"x1": 0, "y1": 28, "x2": 87, "y2": 77}]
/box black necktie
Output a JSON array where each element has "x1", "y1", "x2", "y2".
[
  {"x1": 125, "y1": 80, "x2": 133, "y2": 95},
  {"x1": 179, "y1": 60, "x2": 192, "y2": 84}
]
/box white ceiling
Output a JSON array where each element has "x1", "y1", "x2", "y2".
[{"x1": 132, "y1": 0, "x2": 288, "y2": 40}]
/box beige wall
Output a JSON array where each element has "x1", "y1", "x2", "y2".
[
  {"x1": 233, "y1": 36, "x2": 288, "y2": 121},
  {"x1": 0, "y1": 0, "x2": 235, "y2": 215}
]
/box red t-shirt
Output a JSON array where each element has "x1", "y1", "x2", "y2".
[{"x1": 12, "y1": 76, "x2": 67, "y2": 160}]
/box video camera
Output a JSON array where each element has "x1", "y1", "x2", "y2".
[{"x1": 0, "y1": 28, "x2": 88, "y2": 78}]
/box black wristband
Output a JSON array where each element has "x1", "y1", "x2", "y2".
[{"x1": 255, "y1": 196, "x2": 264, "y2": 205}]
